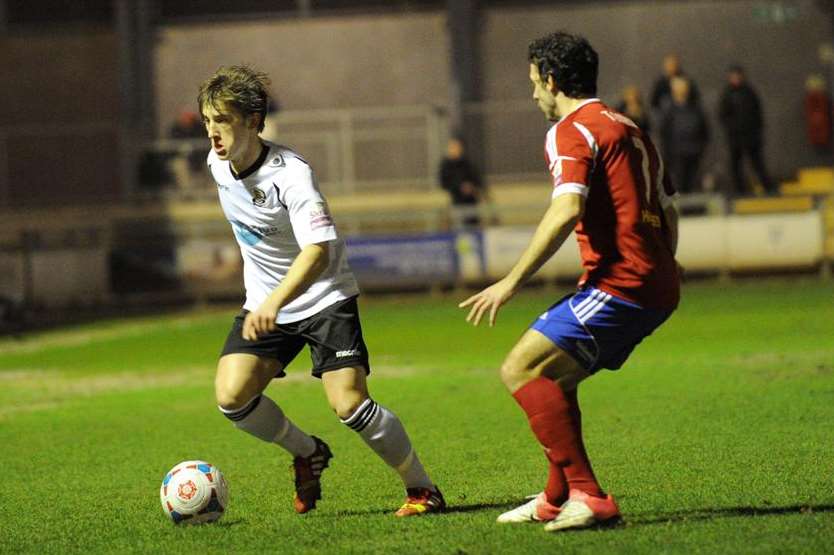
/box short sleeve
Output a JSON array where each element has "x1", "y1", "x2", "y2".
[
  {"x1": 279, "y1": 162, "x2": 338, "y2": 248},
  {"x1": 545, "y1": 122, "x2": 596, "y2": 199}
]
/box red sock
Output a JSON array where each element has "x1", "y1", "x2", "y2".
[
  {"x1": 543, "y1": 456, "x2": 568, "y2": 505},
  {"x1": 513, "y1": 377, "x2": 602, "y2": 501},
  {"x1": 564, "y1": 387, "x2": 601, "y2": 496},
  {"x1": 542, "y1": 388, "x2": 589, "y2": 504},
  {"x1": 565, "y1": 387, "x2": 582, "y2": 432}
]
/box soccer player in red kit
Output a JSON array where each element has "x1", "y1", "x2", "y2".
[{"x1": 459, "y1": 31, "x2": 680, "y2": 531}]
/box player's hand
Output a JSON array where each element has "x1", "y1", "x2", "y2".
[
  {"x1": 458, "y1": 277, "x2": 517, "y2": 327},
  {"x1": 242, "y1": 302, "x2": 279, "y2": 341}
]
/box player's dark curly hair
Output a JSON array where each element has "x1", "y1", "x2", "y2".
[
  {"x1": 528, "y1": 32, "x2": 598, "y2": 98},
  {"x1": 198, "y1": 65, "x2": 271, "y2": 132}
]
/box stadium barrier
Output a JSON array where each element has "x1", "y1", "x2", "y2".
[
  {"x1": 674, "y1": 212, "x2": 824, "y2": 273},
  {"x1": 0, "y1": 227, "x2": 111, "y2": 310},
  {"x1": 345, "y1": 233, "x2": 462, "y2": 288},
  {"x1": 475, "y1": 210, "x2": 825, "y2": 282},
  {"x1": 0, "y1": 206, "x2": 826, "y2": 313}
]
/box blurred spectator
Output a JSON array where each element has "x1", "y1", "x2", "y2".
[
  {"x1": 170, "y1": 109, "x2": 206, "y2": 167},
  {"x1": 804, "y1": 74, "x2": 832, "y2": 153},
  {"x1": 659, "y1": 77, "x2": 709, "y2": 194},
  {"x1": 718, "y1": 65, "x2": 775, "y2": 196},
  {"x1": 169, "y1": 108, "x2": 208, "y2": 190},
  {"x1": 170, "y1": 109, "x2": 205, "y2": 140},
  {"x1": 439, "y1": 137, "x2": 486, "y2": 229},
  {"x1": 616, "y1": 85, "x2": 651, "y2": 132},
  {"x1": 650, "y1": 54, "x2": 701, "y2": 112}
]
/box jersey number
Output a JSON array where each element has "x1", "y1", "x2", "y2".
[
  {"x1": 631, "y1": 136, "x2": 654, "y2": 204},
  {"x1": 602, "y1": 110, "x2": 657, "y2": 204}
]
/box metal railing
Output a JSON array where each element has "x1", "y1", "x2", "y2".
[{"x1": 143, "y1": 100, "x2": 550, "y2": 198}]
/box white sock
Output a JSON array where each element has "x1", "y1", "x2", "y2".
[
  {"x1": 219, "y1": 395, "x2": 315, "y2": 457},
  {"x1": 341, "y1": 398, "x2": 434, "y2": 490}
]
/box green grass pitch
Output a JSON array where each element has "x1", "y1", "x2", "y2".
[{"x1": 1, "y1": 279, "x2": 833, "y2": 554}]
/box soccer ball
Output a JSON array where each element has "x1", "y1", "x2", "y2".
[{"x1": 160, "y1": 460, "x2": 229, "y2": 524}]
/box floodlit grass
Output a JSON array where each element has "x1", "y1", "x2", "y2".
[{"x1": 1, "y1": 279, "x2": 833, "y2": 553}]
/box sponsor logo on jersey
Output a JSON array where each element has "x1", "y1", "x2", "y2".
[
  {"x1": 230, "y1": 220, "x2": 278, "y2": 246},
  {"x1": 336, "y1": 349, "x2": 361, "y2": 358},
  {"x1": 251, "y1": 188, "x2": 267, "y2": 206},
  {"x1": 309, "y1": 202, "x2": 333, "y2": 230},
  {"x1": 641, "y1": 209, "x2": 661, "y2": 228}
]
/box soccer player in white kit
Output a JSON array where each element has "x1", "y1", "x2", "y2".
[{"x1": 199, "y1": 65, "x2": 444, "y2": 516}]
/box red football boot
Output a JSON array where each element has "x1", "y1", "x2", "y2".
[
  {"x1": 291, "y1": 436, "x2": 333, "y2": 514},
  {"x1": 544, "y1": 489, "x2": 621, "y2": 531}
]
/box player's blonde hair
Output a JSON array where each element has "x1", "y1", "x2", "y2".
[{"x1": 198, "y1": 65, "x2": 271, "y2": 132}]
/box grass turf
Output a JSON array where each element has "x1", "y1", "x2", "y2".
[{"x1": 0, "y1": 278, "x2": 832, "y2": 553}]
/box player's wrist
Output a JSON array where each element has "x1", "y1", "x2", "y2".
[
  {"x1": 503, "y1": 273, "x2": 523, "y2": 293},
  {"x1": 261, "y1": 295, "x2": 284, "y2": 314}
]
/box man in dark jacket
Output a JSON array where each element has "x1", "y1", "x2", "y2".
[
  {"x1": 659, "y1": 77, "x2": 709, "y2": 194},
  {"x1": 650, "y1": 54, "x2": 701, "y2": 112},
  {"x1": 718, "y1": 66, "x2": 775, "y2": 196},
  {"x1": 439, "y1": 137, "x2": 486, "y2": 228}
]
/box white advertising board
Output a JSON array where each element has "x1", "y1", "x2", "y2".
[{"x1": 483, "y1": 227, "x2": 582, "y2": 280}]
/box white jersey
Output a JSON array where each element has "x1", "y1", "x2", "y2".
[{"x1": 208, "y1": 141, "x2": 359, "y2": 324}]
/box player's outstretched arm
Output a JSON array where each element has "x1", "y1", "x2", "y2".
[
  {"x1": 242, "y1": 242, "x2": 331, "y2": 340},
  {"x1": 459, "y1": 192, "x2": 585, "y2": 327}
]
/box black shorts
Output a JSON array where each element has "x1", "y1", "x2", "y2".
[{"x1": 220, "y1": 296, "x2": 370, "y2": 378}]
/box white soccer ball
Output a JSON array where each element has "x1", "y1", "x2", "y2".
[{"x1": 160, "y1": 460, "x2": 229, "y2": 524}]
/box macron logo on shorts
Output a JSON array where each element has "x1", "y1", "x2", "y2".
[{"x1": 336, "y1": 349, "x2": 361, "y2": 358}]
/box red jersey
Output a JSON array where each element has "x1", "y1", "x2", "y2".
[{"x1": 544, "y1": 99, "x2": 680, "y2": 309}]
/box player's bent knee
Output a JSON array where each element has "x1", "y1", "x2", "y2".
[
  {"x1": 214, "y1": 356, "x2": 275, "y2": 409},
  {"x1": 329, "y1": 391, "x2": 367, "y2": 420},
  {"x1": 499, "y1": 358, "x2": 534, "y2": 391},
  {"x1": 332, "y1": 398, "x2": 364, "y2": 420},
  {"x1": 215, "y1": 386, "x2": 250, "y2": 411},
  {"x1": 214, "y1": 375, "x2": 255, "y2": 410}
]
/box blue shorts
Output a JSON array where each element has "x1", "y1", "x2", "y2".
[{"x1": 530, "y1": 287, "x2": 674, "y2": 373}]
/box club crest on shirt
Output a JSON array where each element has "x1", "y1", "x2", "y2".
[
  {"x1": 251, "y1": 188, "x2": 267, "y2": 206},
  {"x1": 269, "y1": 154, "x2": 285, "y2": 167},
  {"x1": 309, "y1": 202, "x2": 333, "y2": 230}
]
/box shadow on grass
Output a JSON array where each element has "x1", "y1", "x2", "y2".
[
  {"x1": 276, "y1": 502, "x2": 834, "y2": 528},
  {"x1": 315, "y1": 500, "x2": 519, "y2": 519},
  {"x1": 210, "y1": 518, "x2": 245, "y2": 528},
  {"x1": 316, "y1": 507, "x2": 393, "y2": 518},
  {"x1": 628, "y1": 503, "x2": 834, "y2": 528},
  {"x1": 443, "y1": 500, "x2": 521, "y2": 514}
]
